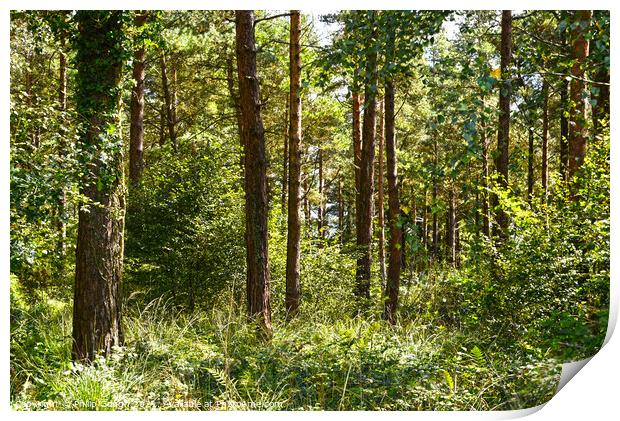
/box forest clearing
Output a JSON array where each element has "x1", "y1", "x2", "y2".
[{"x1": 9, "y1": 9, "x2": 609, "y2": 410}]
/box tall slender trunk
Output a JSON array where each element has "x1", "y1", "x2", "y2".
[
  {"x1": 376, "y1": 97, "x2": 386, "y2": 282},
  {"x1": 57, "y1": 44, "x2": 68, "y2": 259},
  {"x1": 355, "y1": 20, "x2": 378, "y2": 300},
  {"x1": 422, "y1": 188, "x2": 428, "y2": 250},
  {"x1": 160, "y1": 50, "x2": 177, "y2": 148},
  {"x1": 491, "y1": 10, "x2": 512, "y2": 238},
  {"x1": 58, "y1": 50, "x2": 67, "y2": 110},
  {"x1": 285, "y1": 10, "x2": 302, "y2": 318},
  {"x1": 235, "y1": 10, "x2": 272, "y2": 335},
  {"x1": 591, "y1": 12, "x2": 609, "y2": 130},
  {"x1": 282, "y1": 97, "x2": 289, "y2": 215},
  {"x1": 352, "y1": 91, "x2": 362, "y2": 234},
  {"x1": 338, "y1": 177, "x2": 344, "y2": 243},
  {"x1": 171, "y1": 58, "x2": 177, "y2": 132},
  {"x1": 25, "y1": 69, "x2": 38, "y2": 147},
  {"x1": 129, "y1": 13, "x2": 147, "y2": 183},
  {"x1": 480, "y1": 100, "x2": 490, "y2": 236},
  {"x1": 541, "y1": 80, "x2": 549, "y2": 200},
  {"x1": 560, "y1": 78, "x2": 569, "y2": 181},
  {"x1": 159, "y1": 103, "x2": 166, "y2": 146},
  {"x1": 303, "y1": 174, "x2": 310, "y2": 224},
  {"x1": 383, "y1": 81, "x2": 401, "y2": 323},
  {"x1": 568, "y1": 10, "x2": 592, "y2": 181},
  {"x1": 226, "y1": 54, "x2": 244, "y2": 171},
  {"x1": 317, "y1": 148, "x2": 325, "y2": 239},
  {"x1": 72, "y1": 11, "x2": 126, "y2": 361},
  {"x1": 432, "y1": 136, "x2": 439, "y2": 262},
  {"x1": 446, "y1": 188, "x2": 456, "y2": 267},
  {"x1": 527, "y1": 126, "x2": 534, "y2": 203}
]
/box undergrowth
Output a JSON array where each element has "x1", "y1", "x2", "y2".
[{"x1": 11, "y1": 274, "x2": 561, "y2": 411}]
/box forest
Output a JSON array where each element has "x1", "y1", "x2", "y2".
[{"x1": 10, "y1": 10, "x2": 609, "y2": 411}]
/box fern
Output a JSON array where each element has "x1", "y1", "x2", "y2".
[
  {"x1": 470, "y1": 346, "x2": 485, "y2": 367},
  {"x1": 443, "y1": 370, "x2": 454, "y2": 393}
]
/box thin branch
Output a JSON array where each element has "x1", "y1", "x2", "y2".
[{"x1": 253, "y1": 13, "x2": 292, "y2": 26}]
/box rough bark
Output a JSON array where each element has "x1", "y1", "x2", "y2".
[
  {"x1": 72, "y1": 11, "x2": 126, "y2": 361},
  {"x1": 383, "y1": 81, "x2": 401, "y2": 323},
  {"x1": 491, "y1": 10, "x2": 512, "y2": 238},
  {"x1": 129, "y1": 12, "x2": 147, "y2": 183},
  {"x1": 235, "y1": 10, "x2": 272, "y2": 334},
  {"x1": 376, "y1": 97, "x2": 386, "y2": 283},
  {"x1": 568, "y1": 10, "x2": 592, "y2": 180},
  {"x1": 285, "y1": 10, "x2": 302, "y2": 318},
  {"x1": 355, "y1": 23, "x2": 378, "y2": 300}
]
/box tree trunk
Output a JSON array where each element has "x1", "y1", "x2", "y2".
[
  {"x1": 129, "y1": 12, "x2": 147, "y2": 183},
  {"x1": 352, "y1": 91, "x2": 362, "y2": 234},
  {"x1": 338, "y1": 176, "x2": 344, "y2": 243},
  {"x1": 376, "y1": 97, "x2": 386, "y2": 283},
  {"x1": 160, "y1": 50, "x2": 177, "y2": 148},
  {"x1": 541, "y1": 80, "x2": 549, "y2": 200},
  {"x1": 568, "y1": 10, "x2": 592, "y2": 180},
  {"x1": 491, "y1": 10, "x2": 512, "y2": 238},
  {"x1": 527, "y1": 126, "x2": 534, "y2": 203},
  {"x1": 446, "y1": 188, "x2": 456, "y2": 267},
  {"x1": 560, "y1": 77, "x2": 569, "y2": 181},
  {"x1": 57, "y1": 44, "x2": 68, "y2": 259},
  {"x1": 235, "y1": 10, "x2": 272, "y2": 335},
  {"x1": 422, "y1": 188, "x2": 428, "y2": 250},
  {"x1": 72, "y1": 11, "x2": 126, "y2": 361},
  {"x1": 383, "y1": 81, "x2": 401, "y2": 323},
  {"x1": 303, "y1": 173, "x2": 310, "y2": 224},
  {"x1": 355, "y1": 21, "x2": 378, "y2": 300},
  {"x1": 226, "y1": 53, "x2": 245, "y2": 171},
  {"x1": 171, "y1": 58, "x2": 177, "y2": 133},
  {"x1": 285, "y1": 10, "x2": 302, "y2": 318},
  {"x1": 282, "y1": 97, "x2": 289, "y2": 215},
  {"x1": 432, "y1": 136, "x2": 439, "y2": 263},
  {"x1": 317, "y1": 148, "x2": 325, "y2": 239},
  {"x1": 480, "y1": 99, "x2": 490, "y2": 236}
]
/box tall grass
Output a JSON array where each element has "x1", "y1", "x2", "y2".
[{"x1": 11, "y1": 272, "x2": 561, "y2": 410}]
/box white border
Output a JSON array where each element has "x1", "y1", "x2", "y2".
[{"x1": 2, "y1": 1, "x2": 617, "y2": 419}]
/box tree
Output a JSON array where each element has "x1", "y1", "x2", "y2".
[
  {"x1": 541, "y1": 80, "x2": 549, "y2": 199},
  {"x1": 352, "y1": 91, "x2": 362, "y2": 240},
  {"x1": 235, "y1": 10, "x2": 272, "y2": 335},
  {"x1": 129, "y1": 12, "x2": 148, "y2": 183},
  {"x1": 355, "y1": 17, "x2": 378, "y2": 300},
  {"x1": 383, "y1": 81, "x2": 401, "y2": 323},
  {"x1": 285, "y1": 10, "x2": 302, "y2": 318},
  {"x1": 492, "y1": 10, "x2": 512, "y2": 238},
  {"x1": 160, "y1": 50, "x2": 177, "y2": 148},
  {"x1": 376, "y1": 97, "x2": 386, "y2": 282},
  {"x1": 72, "y1": 10, "x2": 127, "y2": 361},
  {"x1": 567, "y1": 10, "x2": 592, "y2": 181}
]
